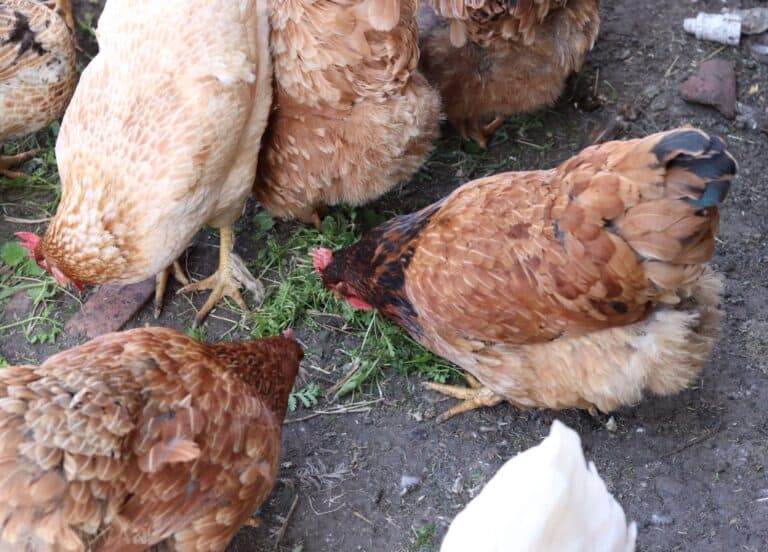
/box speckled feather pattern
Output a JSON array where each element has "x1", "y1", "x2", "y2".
[
  {"x1": 418, "y1": 0, "x2": 599, "y2": 137},
  {"x1": 330, "y1": 129, "x2": 735, "y2": 412},
  {"x1": 0, "y1": 0, "x2": 76, "y2": 141},
  {"x1": 39, "y1": 0, "x2": 272, "y2": 285},
  {"x1": 0, "y1": 327, "x2": 303, "y2": 551},
  {"x1": 254, "y1": 0, "x2": 441, "y2": 222}
]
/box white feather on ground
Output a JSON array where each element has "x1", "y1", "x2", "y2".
[{"x1": 441, "y1": 420, "x2": 637, "y2": 552}]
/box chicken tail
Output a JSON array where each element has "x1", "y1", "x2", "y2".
[{"x1": 562, "y1": 128, "x2": 736, "y2": 295}]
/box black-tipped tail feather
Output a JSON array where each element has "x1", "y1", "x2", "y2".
[{"x1": 652, "y1": 129, "x2": 737, "y2": 209}]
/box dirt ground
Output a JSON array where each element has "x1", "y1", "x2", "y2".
[{"x1": 2, "y1": 0, "x2": 768, "y2": 550}]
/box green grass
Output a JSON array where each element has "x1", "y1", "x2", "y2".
[
  {"x1": 411, "y1": 522, "x2": 437, "y2": 551},
  {"x1": 248, "y1": 208, "x2": 460, "y2": 397}
]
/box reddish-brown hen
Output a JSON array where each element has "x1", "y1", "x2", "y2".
[
  {"x1": 0, "y1": 327, "x2": 303, "y2": 551},
  {"x1": 255, "y1": 0, "x2": 441, "y2": 227},
  {"x1": 418, "y1": 0, "x2": 600, "y2": 147},
  {"x1": 314, "y1": 128, "x2": 735, "y2": 421}
]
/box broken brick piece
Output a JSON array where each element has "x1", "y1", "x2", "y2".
[
  {"x1": 65, "y1": 279, "x2": 155, "y2": 339},
  {"x1": 679, "y1": 58, "x2": 737, "y2": 119}
]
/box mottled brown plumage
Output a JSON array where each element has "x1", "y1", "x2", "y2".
[
  {"x1": 0, "y1": 0, "x2": 76, "y2": 177},
  {"x1": 418, "y1": 0, "x2": 599, "y2": 146},
  {"x1": 254, "y1": 0, "x2": 441, "y2": 225},
  {"x1": 0, "y1": 327, "x2": 303, "y2": 551},
  {"x1": 316, "y1": 128, "x2": 735, "y2": 419}
]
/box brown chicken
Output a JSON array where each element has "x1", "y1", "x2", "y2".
[
  {"x1": 314, "y1": 128, "x2": 735, "y2": 421},
  {"x1": 0, "y1": 326, "x2": 303, "y2": 551},
  {"x1": 16, "y1": 0, "x2": 273, "y2": 325},
  {"x1": 0, "y1": 0, "x2": 76, "y2": 177},
  {"x1": 418, "y1": 0, "x2": 600, "y2": 147},
  {"x1": 254, "y1": 0, "x2": 441, "y2": 227}
]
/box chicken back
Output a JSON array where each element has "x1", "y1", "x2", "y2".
[
  {"x1": 0, "y1": 327, "x2": 302, "y2": 551},
  {"x1": 315, "y1": 128, "x2": 735, "y2": 418}
]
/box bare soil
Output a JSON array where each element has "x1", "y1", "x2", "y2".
[{"x1": 2, "y1": 1, "x2": 768, "y2": 550}]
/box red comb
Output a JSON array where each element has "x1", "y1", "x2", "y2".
[
  {"x1": 281, "y1": 328, "x2": 294, "y2": 339},
  {"x1": 310, "y1": 248, "x2": 333, "y2": 274},
  {"x1": 15, "y1": 232, "x2": 41, "y2": 254}
]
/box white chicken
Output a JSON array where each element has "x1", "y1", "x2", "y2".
[{"x1": 441, "y1": 420, "x2": 637, "y2": 552}]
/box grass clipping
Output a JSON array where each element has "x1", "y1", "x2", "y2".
[{"x1": 249, "y1": 208, "x2": 459, "y2": 401}]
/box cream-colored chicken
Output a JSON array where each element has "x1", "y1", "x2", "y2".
[
  {"x1": 254, "y1": 0, "x2": 441, "y2": 227},
  {"x1": 441, "y1": 420, "x2": 637, "y2": 552},
  {"x1": 18, "y1": 0, "x2": 272, "y2": 326},
  {"x1": 0, "y1": 0, "x2": 76, "y2": 177}
]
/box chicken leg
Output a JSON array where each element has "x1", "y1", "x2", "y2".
[
  {"x1": 0, "y1": 149, "x2": 42, "y2": 179},
  {"x1": 177, "y1": 226, "x2": 264, "y2": 326},
  {"x1": 424, "y1": 372, "x2": 503, "y2": 423},
  {"x1": 154, "y1": 260, "x2": 190, "y2": 318}
]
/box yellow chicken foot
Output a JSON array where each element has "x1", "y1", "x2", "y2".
[
  {"x1": 177, "y1": 225, "x2": 264, "y2": 327},
  {"x1": 0, "y1": 149, "x2": 42, "y2": 179},
  {"x1": 424, "y1": 372, "x2": 504, "y2": 422},
  {"x1": 154, "y1": 260, "x2": 190, "y2": 318}
]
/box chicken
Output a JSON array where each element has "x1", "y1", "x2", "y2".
[
  {"x1": 313, "y1": 128, "x2": 735, "y2": 421},
  {"x1": 441, "y1": 420, "x2": 637, "y2": 552},
  {"x1": 15, "y1": 0, "x2": 272, "y2": 325},
  {"x1": 254, "y1": 0, "x2": 441, "y2": 227},
  {"x1": 0, "y1": 0, "x2": 76, "y2": 178},
  {"x1": 0, "y1": 326, "x2": 303, "y2": 551},
  {"x1": 418, "y1": 0, "x2": 600, "y2": 147}
]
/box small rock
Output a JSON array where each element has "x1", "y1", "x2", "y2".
[
  {"x1": 450, "y1": 474, "x2": 464, "y2": 494},
  {"x1": 605, "y1": 416, "x2": 618, "y2": 432},
  {"x1": 679, "y1": 58, "x2": 737, "y2": 119},
  {"x1": 650, "y1": 95, "x2": 669, "y2": 112},
  {"x1": 642, "y1": 84, "x2": 661, "y2": 100},
  {"x1": 1, "y1": 291, "x2": 33, "y2": 324},
  {"x1": 736, "y1": 102, "x2": 764, "y2": 131},
  {"x1": 617, "y1": 48, "x2": 632, "y2": 60},
  {"x1": 649, "y1": 513, "x2": 674, "y2": 527},
  {"x1": 65, "y1": 279, "x2": 155, "y2": 339},
  {"x1": 399, "y1": 474, "x2": 422, "y2": 497},
  {"x1": 751, "y1": 43, "x2": 768, "y2": 66}
]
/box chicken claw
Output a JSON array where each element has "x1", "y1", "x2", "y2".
[
  {"x1": 178, "y1": 226, "x2": 264, "y2": 327},
  {"x1": 424, "y1": 373, "x2": 503, "y2": 422},
  {"x1": 0, "y1": 149, "x2": 42, "y2": 178},
  {"x1": 154, "y1": 260, "x2": 190, "y2": 318}
]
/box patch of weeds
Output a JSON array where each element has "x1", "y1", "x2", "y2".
[
  {"x1": 411, "y1": 522, "x2": 437, "y2": 551},
  {"x1": 0, "y1": 355, "x2": 8, "y2": 368},
  {"x1": 185, "y1": 325, "x2": 208, "y2": 342},
  {"x1": 288, "y1": 382, "x2": 322, "y2": 412},
  {"x1": 0, "y1": 241, "x2": 64, "y2": 344}
]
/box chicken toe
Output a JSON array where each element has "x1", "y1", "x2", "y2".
[
  {"x1": 0, "y1": 149, "x2": 42, "y2": 178},
  {"x1": 178, "y1": 226, "x2": 264, "y2": 326},
  {"x1": 424, "y1": 373, "x2": 504, "y2": 422},
  {"x1": 154, "y1": 260, "x2": 190, "y2": 318}
]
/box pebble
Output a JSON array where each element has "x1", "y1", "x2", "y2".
[{"x1": 679, "y1": 58, "x2": 737, "y2": 119}]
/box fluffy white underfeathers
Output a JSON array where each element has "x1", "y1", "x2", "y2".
[{"x1": 441, "y1": 420, "x2": 637, "y2": 552}]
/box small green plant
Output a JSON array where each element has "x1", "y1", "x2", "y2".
[
  {"x1": 411, "y1": 522, "x2": 437, "y2": 551},
  {"x1": 185, "y1": 324, "x2": 208, "y2": 342},
  {"x1": 288, "y1": 382, "x2": 322, "y2": 412},
  {"x1": 0, "y1": 355, "x2": 8, "y2": 368}
]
